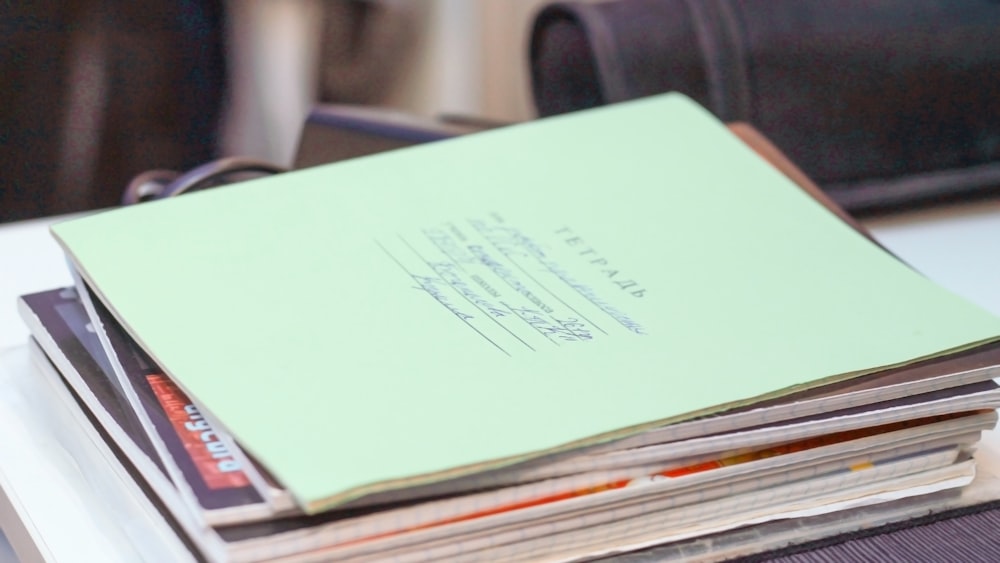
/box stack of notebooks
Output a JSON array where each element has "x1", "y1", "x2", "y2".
[{"x1": 18, "y1": 94, "x2": 1000, "y2": 562}]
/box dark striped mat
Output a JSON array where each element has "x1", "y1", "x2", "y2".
[
  {"x1": 738, "y1": 500, "x2": 1000, "y2": 562},
  {"x1": 599, "y1": 500, "x2": 1000, "y2": 562}
]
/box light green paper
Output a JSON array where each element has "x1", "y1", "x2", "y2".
[{"x1": 52, "y1": 94, "x2": 1000, "y2": 513}]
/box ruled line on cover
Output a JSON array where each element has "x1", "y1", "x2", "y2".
[
  {"x1": 396, "y1": 235, "x2": 536, "y2": 352},
  {"x1": 466, "y1": 218, "x2": 609, "y2": 335},
  {"x1": 375, "y1": 239, "x2": 511, "y2": 356}
]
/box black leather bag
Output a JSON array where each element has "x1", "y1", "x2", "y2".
[{"x1": 530, "y1": 0, "x2": 1000, "y2": 213}]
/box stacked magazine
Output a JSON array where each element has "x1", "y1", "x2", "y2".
[
  {"x1": 19, "y1": 286, "x2": 1000, "y2": 562},
  {"x1": 18, "y1": 94, "x2": 1000, "y2": 562}
]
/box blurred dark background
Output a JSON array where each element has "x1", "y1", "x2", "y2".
[
  {"x1": 0, "y1": 0, "x2": 437, "y2": 223},
  {"x1": 4, "y1": 0, "x2": 999, "y2": 223},
  {"x1": 1, "y1": 1, "x2": 227, "y2": 222}
]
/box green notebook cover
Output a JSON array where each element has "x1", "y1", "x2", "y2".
[{"x1": 51, "y1": 94, "x2": 1000, "y2": 513}]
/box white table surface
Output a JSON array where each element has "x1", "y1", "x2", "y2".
[
  {"x1": 0, "y1": 215, "x2": 75, "y2": 351},
  {"x1": 0, "y1": 216, "x2": 69, "y2": 563},
  {"x1": 0, "y1": 200, "x2": 998, "y2": 562}
]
